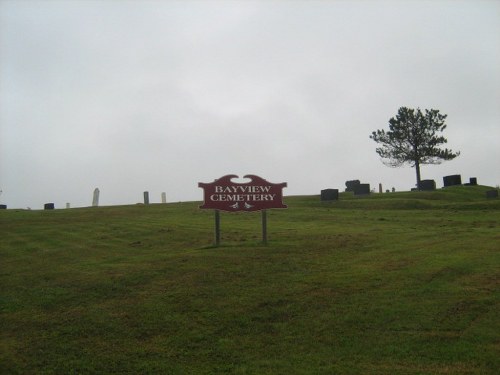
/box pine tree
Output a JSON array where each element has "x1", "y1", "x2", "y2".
[{"x1": 370, "y1": 107, "x2": 460, "y2": 188}]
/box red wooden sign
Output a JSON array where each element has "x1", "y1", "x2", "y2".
[{"x1": 198, "y1": 174, "x2": 287, "y2": 212}]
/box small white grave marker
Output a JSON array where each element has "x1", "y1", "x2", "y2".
[{"x1": 92, "y1": 188, "x2": 100, "y2": 207}]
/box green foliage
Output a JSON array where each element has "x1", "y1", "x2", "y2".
[
  {"x1": 370, "y1": 107, "x2": 460, "y2": 186},
  {"x1": 1, "y1": 188, "x2": 499, "y2": 374}
]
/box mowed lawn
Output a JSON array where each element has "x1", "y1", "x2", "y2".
[{"x1": 1, "y1": 186, "x2": 499, "y2": 374}]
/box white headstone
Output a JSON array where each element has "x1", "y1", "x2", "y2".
[
  {"x1": 92, "y1": 188, "x2": 100, "y2": 207},
  {"x1": 66, "y1": 203, "x2": 70, "y2": 209},
  {"x1": 161, "y1": 192, "x2": 167, "y2": 204}
]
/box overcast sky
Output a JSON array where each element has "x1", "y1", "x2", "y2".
[{"x1": 1, "y1": 0, "x2": 499, "y2": 209}]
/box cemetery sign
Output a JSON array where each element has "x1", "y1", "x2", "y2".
[{"x1": 199, "y1": 174, "x2": 287, "y2": 212}]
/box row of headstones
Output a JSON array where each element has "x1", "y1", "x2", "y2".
[
  {"x1": 88, "y1": 188, "x2": 168, "y2": 209},
  {"x1": 2, "y1": 177, "x2": 499, "y2": 209},
  {"x1": 417, "y1": 175, "x2": 499, "y2": 199},
  {"x1": 90, "y1": 189, "x2": 168, "y2": 208},
  {"x1": 88, "y1": 189, "x2": 168, "y2": 208},
  {"x1": 321, "y1": 180, "x2": 372, "y2": 201},
  {"x1": 320, "y1": 176, "x2": 499, "y2": 201},
  {"x1": 139, "y1": 191, "x2": 167, "y2": 205},
  {"x1": 345, "y1": 180, "x2": 372, "y2": 194},
  {"x1": 0, "y1": 189, "x2": 169, "y2": 210},
  {"x1": 409, "y1": 175, "x2": 497, "y2": 198},
  {"x1": 418, "y1": 174, "x2": 476, "y2": 190}
]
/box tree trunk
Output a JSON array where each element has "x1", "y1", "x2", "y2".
[{"x1": 415, "y1": 160, "x2": 422, "y2": 189}]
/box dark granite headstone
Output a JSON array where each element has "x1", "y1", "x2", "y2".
[
  {"x1": 345, "y1": 180, "x2": 360, "y2": 192},
  {"x1": 0, "y1": 204, "x2": 7, "y2": 209},
  {"x1": 443, "y1": 175, "x2": 462, "y2": 187},
  {"x1": 469, "y1": 177, "x2": 477, "y2": 185},
  {"x1": 354, "y1": 184, "x2": 370, "y2": 195},
  {"x1": 486, "y1": 190, "x2": 498, "y2": 199},
  {"x1": 419, "y1": 179, "x2": 436, "y2": 191},
  {"x1": 321, "y1": 189, "x2": 339, "y2": 201},
  {"x1": 143, "y1": 191, "x2": 150, "y2": 205},
  {"x1": 44, "y1": 203, "x2": 55, "y2": 210}
]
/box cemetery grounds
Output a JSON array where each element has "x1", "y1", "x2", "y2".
[{"x1": 1, "y1": 185, "x2": 499, "y2": 374}]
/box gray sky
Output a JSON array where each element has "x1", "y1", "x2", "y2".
[{"x1": 1, "y1": 0, "x2": 499, "y2": 209}]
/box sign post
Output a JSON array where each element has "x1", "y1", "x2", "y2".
[
  {"x1": 198, "y1": 174, "x2": 287, "y2": 245},
  {"x1": 261, "y1": 209, "x2": 268, "y2": 244},
  {"x1": 214, "y1": 210, "x2": 221, "y2": 246}
]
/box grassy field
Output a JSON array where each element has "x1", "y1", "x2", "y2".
[{"x1": 1, "y1": 186, "x2": 499, "y2": 374}]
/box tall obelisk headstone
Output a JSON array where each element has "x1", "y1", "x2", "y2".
[
  {"x1": 144, "y1": 191, "x2": 150, "y2": 205},
  {"x1": 0, "y1": 190, "x2": 5, "y2": 209},
  {"x1": 161, "y1": 192, "x2": 167, "y2": 204},
  {"x1": 92, "y1": 188, "x2": 100, "y2": 207}
]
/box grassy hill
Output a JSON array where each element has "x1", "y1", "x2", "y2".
[{"x1": 1, "y1": 186, "x2": 499, "y2": 374}]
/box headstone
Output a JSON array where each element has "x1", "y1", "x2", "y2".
[
  {"x1": 469, "y1": 177, "x2": 477, "y2": 185},
  {"x1": 418, "y1": 179, "x2": 436, "y2": 191},
  {"x1": 321, "y1": 189, "x2": 339, "y2": 201},
  {"x1": 354, "y1": 184, "x2": 370, "y2": 196},
  {"x1": 0, "y1": 204, "x2": 6, "y2": 209},
  {"x1": 345, "y1": 180, "x2": 360, "y2": 192},
  {"x1": 44, "y1": 203, "x2": 55, "y2": 210},
  {"x1": 143, "y1": 191, "x2": 150, "y2": 205},
  {"x1": 92, "y1": 188, "x2": 100, "y2": 207},
  {"x1": 443, "y1": 175, "x2": 461, "y2": 187},
  {"x1": 66, "y1": 203, "x2": 70, "y2": 209},
  {"x1": 392, "y1": 187, "x2": 396, "y2": 193},
  {"x1": 161, "y1": 192, "x2": 167, "y2": 204},
  {"x1": 486, "y1": 190, "x2": 498, "y2": 199},
  {"x1": 378, "y1": 183, "x2": 383, "y2": 194}
]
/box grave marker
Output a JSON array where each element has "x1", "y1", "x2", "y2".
[
  {"x1": 443, "y1": 175, "x2": 462, "y2": 187},
  {"x1": 92, "y1": 188, "x2": 100, "y2": 207},
  {"x1": 321, "y1": 189, "x2": 339, "y2": 201},
  {"x1": 345, "y1": 180, "x2": 360, "y2": 192},
  {"x1": 418, "y1": 179, "x2": 436, "y2": 191},
  {"x1": 354, "y1": 184, "x2": 370, "y2": 196}
]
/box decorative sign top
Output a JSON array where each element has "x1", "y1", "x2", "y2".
[{"x1": 198, "y1": 174, "x2": 287, "y2": 212}]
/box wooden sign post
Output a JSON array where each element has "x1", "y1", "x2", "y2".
[
  {"x1": 261, "y1": 209, "x2": 268, "y2": 244},
  {"x1": 198, "y1": 175, "x2": 287, "y2": 246},
  {"x1": 214, "y1": 210, "x2": 221, "y2": 246}
]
